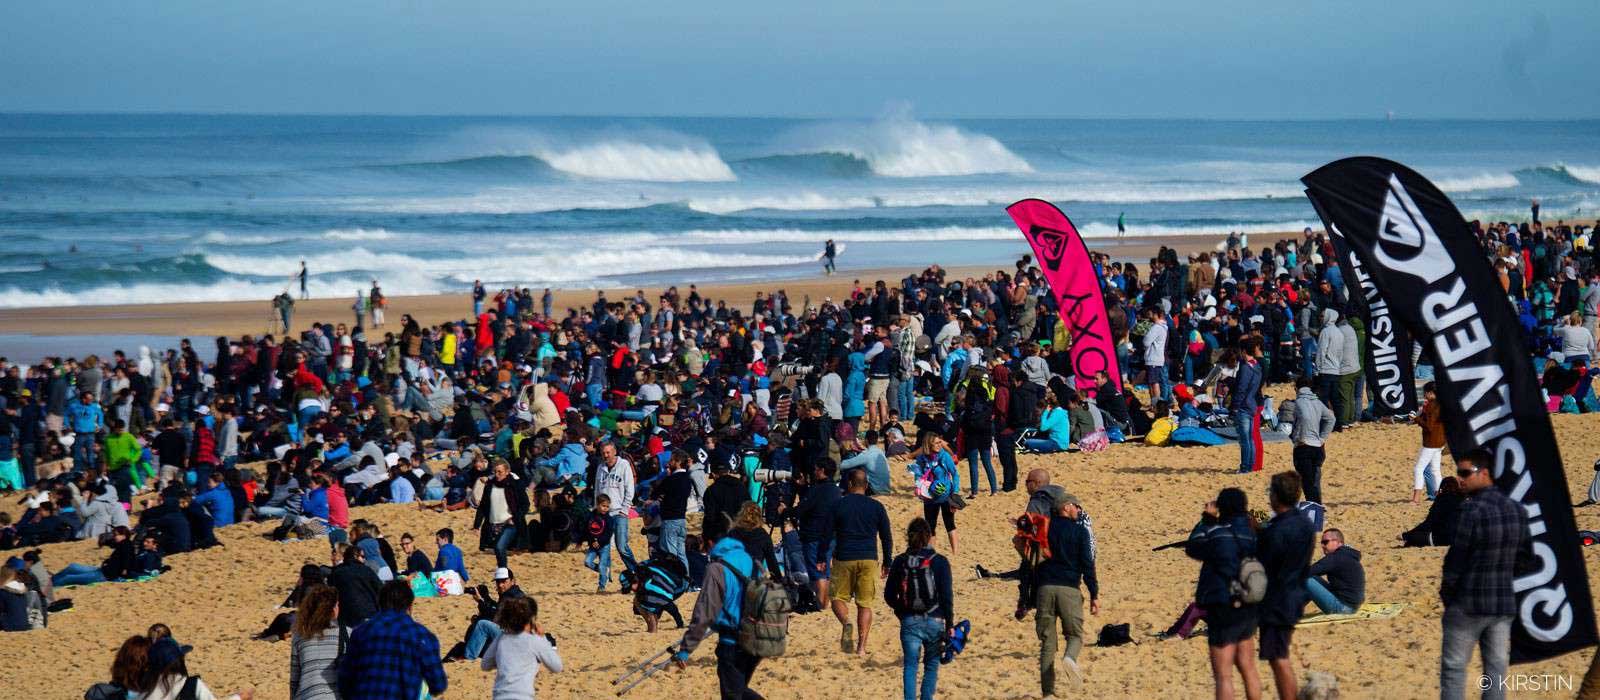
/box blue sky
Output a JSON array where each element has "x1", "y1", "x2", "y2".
[{"x1": 2, "y1": 0, "x2": 1596, "y2": 118}]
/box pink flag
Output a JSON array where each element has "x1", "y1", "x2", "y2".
[{"x1": 1006, "y1": 198, "x2": 1121, "y2": 393}]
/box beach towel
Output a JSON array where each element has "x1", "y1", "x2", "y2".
[{"x1": 1297, "y1": 602, "x2": 1405, "y2": 627}]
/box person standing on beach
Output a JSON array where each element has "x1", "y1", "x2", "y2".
[
  {"x1": 473, "y1": 280, "x2": 486, "y2": 317},
  {"x1": 885, "y1": 517, "x2": 952, "y2": 700},
  {"x1": 66, "y1": 390, "x2": 104, "y2": 472},
  {"x1": 1439, "y1": 448, "x2": 1528, "y2": 700},
  {"x1": 338, "y1": 581, "x2": 448, "y2": 700},
  {"x1": 1034, "y1": 490, "x2": 1099, "y2": 695},
  {"x1": 1186, "y1": 487, "x2": 1261, "y2": 700},
  {"x1": 352, "y1": 290, "x2": 365, "y2": 329},
  {"x1": 1117, "y1": 211, "x2": 1126, "y2": 237},
  {"x1": 1257, "y1": 472, "x2": 1314, "y2": 700},
  {"x1": 820, "y1": 468, "x2": 894, "y2": 656},
  {"x1": 823, "y1": 239, "x2": 837, "y2": 275},
  {"x1": 299, "y1": 261, "x2": 309, "y2": 300},
  {"x1": 1284, "y1": 376, "x2": 1335, "y2": 505},
  {"x1": 369, "y1": 281, "x2": 385, "y2": 328}
]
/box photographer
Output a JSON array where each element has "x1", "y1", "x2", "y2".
[
  {"x1": 1184, "y1": 487, "x2": 1262, "y2": 700},
  {"x1": 793, "y1": 457, "x2": 842, "y2": 606},
  {"x1": 445, "y1": 567, "x2": 526, "y2": 662}
]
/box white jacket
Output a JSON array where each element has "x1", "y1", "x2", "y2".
[{"x1": 596, "y1": 456, "x2": 635, "y2": 517}]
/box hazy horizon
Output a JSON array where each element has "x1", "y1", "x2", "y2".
[{"x1": 3, "y1": 1, "x2": 1597, "y2": 120}]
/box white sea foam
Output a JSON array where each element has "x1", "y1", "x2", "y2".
[
  {"x1": 532, "y1": 140, "x2": 736, "y2": 182},
  {"x1": 1434, "y1": 173, "x2": 1520, "y2": 192},
  {"x1": 198, "y1": 231, "x2": 297, "y2": 245},
  {"x1": 323, "y1": 227, "x2": 396, "y2": 241},
  {"x1": 779, "y1": 112, "x2": 1032, "y2": 177},
  {"x1": 1563, "y1": 164, "x2": 1600, "y2": 185}
]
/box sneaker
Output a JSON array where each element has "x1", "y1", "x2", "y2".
[
  {"x1": 841, "y1": 623, "x2": 855, "y2": 654},
  {"x1": 974, "y1": 564, "x2": 992, "y2": 579},
  {"x1": 1059, "y1": 654, "x2": 1083, "y2": 685}
]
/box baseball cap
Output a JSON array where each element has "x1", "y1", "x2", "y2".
[
  {"x1": 493, "y1": 567, "x2": 513, "y2": 581},
  {"x1": 195, "y1": 405, "x2": 211, "y2": 416},
  {"x1": 1054, "y1": 490, "x2": 1083, "y2": 510}
]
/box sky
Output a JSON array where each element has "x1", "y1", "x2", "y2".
[{"x1": 2, "y1": 0, "x2": 1597, "y2": 119}]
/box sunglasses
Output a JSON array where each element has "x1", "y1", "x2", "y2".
[
  {"x1": 1456, "y1": 467, "x2": 1479, "y2": 479},
  {"x1": 1320, "y1": 539, "x2": 1335, "y2": 545}
]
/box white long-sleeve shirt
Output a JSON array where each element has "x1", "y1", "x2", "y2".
[{"x1": 596, "y1": 456, "x2": 635, "y2": 516}]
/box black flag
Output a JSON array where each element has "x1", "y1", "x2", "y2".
[
  {"x1": 1303, "y1": 157, "x2": 1596, "y2": 663},
  {"x1": 1319, "y1": 210, "x2": 1419, "y2": 417}
]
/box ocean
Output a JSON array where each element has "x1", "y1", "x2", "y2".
[{"x1": 1, "y1": 113, "x2": 1596, "y2": 309}]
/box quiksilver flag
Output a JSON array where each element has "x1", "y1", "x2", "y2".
[
  {"x1": 1006, "y1": 199, "x2": 1121, "y2": 393},
  {"x1": 1303, "y1": 157, "x2": 1596, "y2": 663},
  {"x1": 1318, "y1": 206, "x2": 1420, "y2": 417}
]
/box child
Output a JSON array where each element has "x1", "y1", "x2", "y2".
[
  {"x1": 683, "y1": 534, "x2": 708, "y2": 592},
  {"x1": 435, "y1": 527, "x2": 470, "y2": 582},
  {"x1": 481, "y1": 596, "x2": 563, "y2": 699},
  {"x1": 881, "y1": 411, "x2": 909, "y2": 457},
  {"x1": 580, "y1": 494, "x2": 614, "y2": 590},
  {"x1": 620, "y1": 552, "x2": 688, "y2": 632}
]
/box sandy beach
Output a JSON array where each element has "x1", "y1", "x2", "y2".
[{"x1": 4, "y1": 399, "x2": 1599, "y2": 699}]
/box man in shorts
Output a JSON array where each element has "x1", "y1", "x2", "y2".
[
  {"x1": 818, "y1": 469, "x2": 894, "y2": 656},
  {"x1": 1257, "y1": 471, "x2": 1315, "y2": 700},
  {"x1": 863, "y1": 328, "x2": 893, "y2": 429}
]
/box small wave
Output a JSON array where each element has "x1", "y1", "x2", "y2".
[
  {"x1": 1516, "y1": 164, "x2": 1600, "y2": 186},
  {"x1": 532, "y1": 140, "x2": 736, "y2": 182},
  {"x1": 1434, "y1": 173, "x2": 1520, "y2": 192},
  {"x1": 323, "y1": 227, "x2": 395, "y2": 241},
  {"x1": 776, "y1": 112, "x2": 1033, "y2": 177},
  {"x1": 1075, "y1": 220, "x2": 1321, "y2": 239},
  {"x1": 198, "y1": 231, "x2": 297, "y2": 245},
  {"x1": 506, "y1": 226, "x2": 1022, "y2": 250}
]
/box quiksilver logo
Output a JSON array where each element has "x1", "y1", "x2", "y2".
[{"x1": 1371, "y1": 173, "x2": 1453, "y2": 285}]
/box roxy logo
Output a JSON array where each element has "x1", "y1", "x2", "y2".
[{"x1": 1029, "y1": 225, "x2": 1068, "y2": 272}]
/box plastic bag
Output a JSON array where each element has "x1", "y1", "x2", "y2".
[{"x1": 431, "y1": 570, "x2": 465, "y2": 596}]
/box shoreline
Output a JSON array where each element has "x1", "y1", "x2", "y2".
[{"x1": 0, "y1": 232, "x2": 1262, "y2": 344}]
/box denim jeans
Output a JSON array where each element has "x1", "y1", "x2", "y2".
[
  {"x1": 610, "y1": 514, "x2": 638, "y2": 573},
  {"x1": 256, "y1": 505, "x2": 288, "y2": 520},
  {"x1": 585, "y1": 547, "x2": 610, "y2": 588},
  {"x1": 1440, "y1": 607, "x2": 1511, "y2": 700},
  {"x1": 492, "y1": 523, "x2": 517, "y2": 568},
  {"x1": 53, "y1": 562, "x2": 108, "y2": 587},
  {"x1": 661, "y1": 518, "x2": 688, "y2": 570},
  {"x1": 1232, "y1": 409, "x2": 1256, "y2": 473},
  {"x1": 72, "y1": 432, "x2": 96, "y2": 472},
  {"x1": 966, "y1": 447, "x2": 996, "y2": 495},
  {"x1": 896, "y1": 377, "x2": 915, "y2": 417},
  {"x1": 1023, "y1": 438, "x2": 1062, "y2": 453},
  {"x1": 464, "y1": 618, "x2": 502, "y2": 659},
  {"x1": 899, "y1": 614, "x2": 944, "y2": 700},
  {"x1": 1305, "y1": 577, "x2": 1353, "y2": 615}
]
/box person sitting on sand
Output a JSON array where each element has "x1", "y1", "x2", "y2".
[
  {"x1": 1021, "y1": 394, "x2": 1071, "y2": 453},
  {"x1": 1306, "y1": 528, "x2": 1364, "y2": 615},
  {"x1": 434, "y1": 527, "x2": 469, "y2": 582},
  {"x1": 445, "y1": 567, "x2": 525, "y2": 662},
  {"x1": 1399, "y1": 476, "x2": 1463, "y2": 547}
]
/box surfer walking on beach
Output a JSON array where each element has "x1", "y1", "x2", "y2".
[
  {"x1": 1117, "y1": 212, "x2": 1126, "y2": 238},
  {"x1": 298, "y1": 261, "x2": 308, "y2": 300},
  {"x1": 823, "y1": 239, "x2": 837, "y2": 275}
]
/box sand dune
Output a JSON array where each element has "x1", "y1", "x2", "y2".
[{"x1": 7, "y1": 399, "x2": 1600, "y2": 699}]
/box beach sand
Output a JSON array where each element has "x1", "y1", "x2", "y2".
[
  {"x1": 0, "y1": 233, "x2": 1232, "y2": 341},
  {"x1": 5, "y1": 402, "x2": 1600, "y2": 699}
]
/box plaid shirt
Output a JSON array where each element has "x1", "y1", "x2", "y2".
[
  {"x1": 337, "y1": 610, "x2": 447, "y2": 700},
  {"x1": 1440, "y1": 487, "x2": 1531, "y2": 616}
]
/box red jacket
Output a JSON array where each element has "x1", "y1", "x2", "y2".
[{"x1": 325, "y1": 483, "x2": 350, "y2": 528}]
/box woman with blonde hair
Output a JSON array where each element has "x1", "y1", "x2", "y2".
[
  {"x1": 727, "y1": 501, "x2": 782, "y2": 574},
  {"x1": 288, "y1": 584, "x2": 341, "y2": 700}
]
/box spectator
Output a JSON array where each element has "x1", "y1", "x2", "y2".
[{"x1": 338, "y1": 581, "x2": 448, "y2": 700}]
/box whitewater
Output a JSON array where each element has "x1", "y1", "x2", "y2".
[{"x1": 1, "y1": 113, "x2": 1595, "y2": 307}]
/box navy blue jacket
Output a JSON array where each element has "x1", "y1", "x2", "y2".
[
  {"x1": 1185, "y1": 515, "x2": 1256, "y2": 607},
  {"x1": 1036, "y1": 515, "x2": 1099, "y2": 600},
  {"x1": 796, "y1": 481, "x2": 843, "y2": 544},
  {"x1": 1229, "y1": 359, "x2": 1262, "y2": 413},
  {"x1": 820, "y1": 493, "x2": 894, "y2": 567},
  {"x1": 1257, "y1": 508, "x2": 1316, "y2": 625}
]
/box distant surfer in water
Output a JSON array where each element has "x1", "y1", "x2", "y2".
[{"x1": 823, "y1": 239, "x2": 837, "y2": 275}]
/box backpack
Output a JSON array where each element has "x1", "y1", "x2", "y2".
[
  {"x1": 1012, "y1": 512, "x2": 1051, "y2": 561},
  {"x1": 726, "y1": 566, "x2": 792, "y2": 658},
  {"x1": 1231, "y1": 556, "x2": 1268, "y2": 606},
  {"x1": 890, "y1": 553, "x2": 940, "y2": 615}
]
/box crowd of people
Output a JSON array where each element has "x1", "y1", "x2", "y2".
[{"x1": 0, "y1": 213, "x2": 1594, "y2": 698}]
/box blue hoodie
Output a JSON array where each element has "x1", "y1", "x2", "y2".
[
  {"x1": 843, "y1": 352, "x2": 867, "y2": 419},
  {"x1": 538, "y1": 442, "x2": 590, "y2": 484},
  {"x1": 1038, "y1": 407, "x2": 1073, "y2": 450}
]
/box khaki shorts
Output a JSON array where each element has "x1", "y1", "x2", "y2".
[
  {"x1": 830, "y1": 559, "x2": 879, "y2": 606},
  {"x1": 866, "y1": 378, "x2": 889, "y2": 401}
]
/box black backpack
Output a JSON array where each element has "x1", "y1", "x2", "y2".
[{"x1": 892, "y1": 553, "x2": 940, "y2": 614}]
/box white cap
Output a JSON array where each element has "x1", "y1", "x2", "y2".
[
  {"x1": 195, "y1": 405, "x2": 211, "y2": 416},
  {"x1": 384, "y1": 452, "x2": 401, "y2": 467},
  {"x1": 156, "y1": 402, "x2": 171, "y2": 413},
  {"x1": 493, "y1": 567, "x2": 512, "y2": 581}
]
